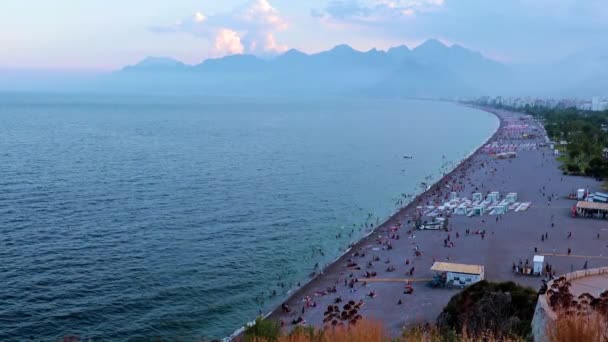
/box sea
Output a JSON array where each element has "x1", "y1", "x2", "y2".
[{"x1": 0, "y1": 93, "x2": 499, "y2": 340}]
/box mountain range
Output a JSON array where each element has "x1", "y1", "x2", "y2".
[
  {"x1": 115, "y1": 39, "x2": 509, "y2": 97},
  {"x1": 2, "y1": 39, "x2": 605, "y2": 97}
]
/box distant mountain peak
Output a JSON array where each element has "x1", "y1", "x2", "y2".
[
  {"x1": 283, "y1": 48, "x2": 308, "y2": 57},
  {"x1": 415, "y1": 39, "x2": 449, "y2": 51},
  {"x1": 388, "y1": 45, "x2": 410, "y2": 52},
  {"x1": 138, "y1": 56, "x2": 182, "y2": 64},
  {"x1": 113, "y1": 40, "x2": 509, "y2": 97},
  {"x1": 123, "y1": 56, "x2": 187, "y2": 72},
  {"x1": 331, "y1": 44, "x2": 356, "y2": 52}
]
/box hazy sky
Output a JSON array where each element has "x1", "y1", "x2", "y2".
[{"x1": 2, "y1": 0, "x2": 607, "y2": 70}]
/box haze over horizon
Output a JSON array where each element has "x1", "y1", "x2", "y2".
[
  {"x1": 2, "y1": 0, "x2": 608, "y2": 98},
  {"x1": 2, "y1": 0, "x2": 608, "y2": 71}
]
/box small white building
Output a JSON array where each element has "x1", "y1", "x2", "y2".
[
  {"x1": 431, "y1": 262, "x2": 484, "y2": 288},
  {"x1": 577, "y1": 189, "x2": 586, "y2": 200},
  {"x1": 533, "y1": 255, "x2": 545, "y2": 275}
]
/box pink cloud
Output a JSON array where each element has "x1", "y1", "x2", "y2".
[{"x1": 151, "y1": 0, "x2": 288, "y2": 57}]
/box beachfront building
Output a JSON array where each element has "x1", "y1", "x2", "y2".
[
  {"x1": 574, "y1": 201, "x2": 608, "y2": 219},
  {"x1": 592, "y1": 97, "x2": 608, "y2": 111},
  {"x1": 533, "y1": 255, "x2": 544, "y2": 276},
  {"x1": 430, "y1": 262, "x2": 484, "y2": 288}
]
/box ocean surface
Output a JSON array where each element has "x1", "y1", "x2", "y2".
[{"x1": 0, "y1": 94, "x2": 498, "y2": 340}]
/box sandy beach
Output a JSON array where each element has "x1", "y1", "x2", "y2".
[{"x1": 265, "y1": 108, "x2": 608, "y2": 336}]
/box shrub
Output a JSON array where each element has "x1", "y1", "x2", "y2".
[
  {"x1": 243, "y1": 317, "x2": 281, "y2": 342},
  {"x1": 436, "y1": 281, "x2": 537, "y2": 339},
  {"x1": 566, "y1": 163, "x2": 581, "y2": 173}
]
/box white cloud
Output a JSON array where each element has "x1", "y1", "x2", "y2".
[
  {"x1": 315, "y1": 0, "x2": 445, "y2": 23},
  {"x1": 214, "y1": 29, "x2": 245, "y2": 56},
  {"x1": 194, "y1": 12, "x2": 207, "y2": 23},
  {"x1": 151, "y1": 0, "x2": 288, "y2": 57}
]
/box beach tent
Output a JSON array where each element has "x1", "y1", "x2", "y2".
[
  {"x1": 454, "y1": 205, "x2": 468, "y2": 215},
  {"x1": 469, "y1": 205, "x2": 485, "y2": 216},
  {"x1": 450, "y1": 192, "x2": 458, "y2": 201},
  {"x1": 472, "y1": 192, "x2": 483, "y2": 202},
  {"x1": 487, "y1": 191, "x2": 500, "y2": 202},
  {"x1": 533, "y1": 255, "x2": 544, "y2": 275},
  {"x1": 493, "y1": 204, "x2": 508, "y2": 215},
  {"x1": 506, "y1": 193, "x2": 518, "y2": 203}
]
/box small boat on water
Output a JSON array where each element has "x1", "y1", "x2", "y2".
[{"x1": 403, "y1": 155, "x2": 413, "y2": 159}]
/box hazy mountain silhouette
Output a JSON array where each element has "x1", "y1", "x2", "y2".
[
  {"x1": 4, "y1": 39, "x2": 607, "y2": 97},
  {"x1": 122, "y1": 57, "x2": 188, "y2": 72},
  {"x1": 116, "y1": 39, "x2": 508, "y2": 97}
]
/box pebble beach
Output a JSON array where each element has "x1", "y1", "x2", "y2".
[{"x1": 266, "y1": 108, "x2": 608, "y2": 336}]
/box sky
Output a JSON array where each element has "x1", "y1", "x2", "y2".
[{"x1": 1, "y1": 0, "x2": 608, "y2": 71}]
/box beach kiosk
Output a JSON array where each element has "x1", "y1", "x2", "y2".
[
  {"x1": 533, "y1": 255, "x2": 544, "y2": 276},
  {"x1": 430, "y1": 262, "x2": 484, "y2": 288}
]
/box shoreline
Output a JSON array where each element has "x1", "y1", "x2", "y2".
[{"x1": 230, "y1": 105, "x2": 504, "y2": 339}]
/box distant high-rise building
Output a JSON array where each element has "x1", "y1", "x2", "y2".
[{"x1": 592, "y1": 97, "x2": 601, "y2": 111}]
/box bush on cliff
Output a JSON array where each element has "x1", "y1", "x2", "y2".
[
  {"x1": 244, "y1": 317, "x2": 281, "y2": 342},
  {"x1": 436, "y1": 281, "x2": 537, "y2": 339}
]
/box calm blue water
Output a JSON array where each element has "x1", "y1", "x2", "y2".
[{"x1": 0, "y1": 94, "x2": 498, "y2": 340}]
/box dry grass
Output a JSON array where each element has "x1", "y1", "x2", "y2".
[
  {"x1": 278, "y1": 320, "x2": 389, "y2": 342},
  {"x1": 546, "y1": 312, "x2": 608, "y2": 342},
  {"x1": 244, "y1": 314, "x2": 608, "y2": 342},
  {"x1": 243, "y1": 319, "x2": 526, "y2": 342},
  {"x1": 403, "y1": 326, "x2": 524, "y2": 342}
]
